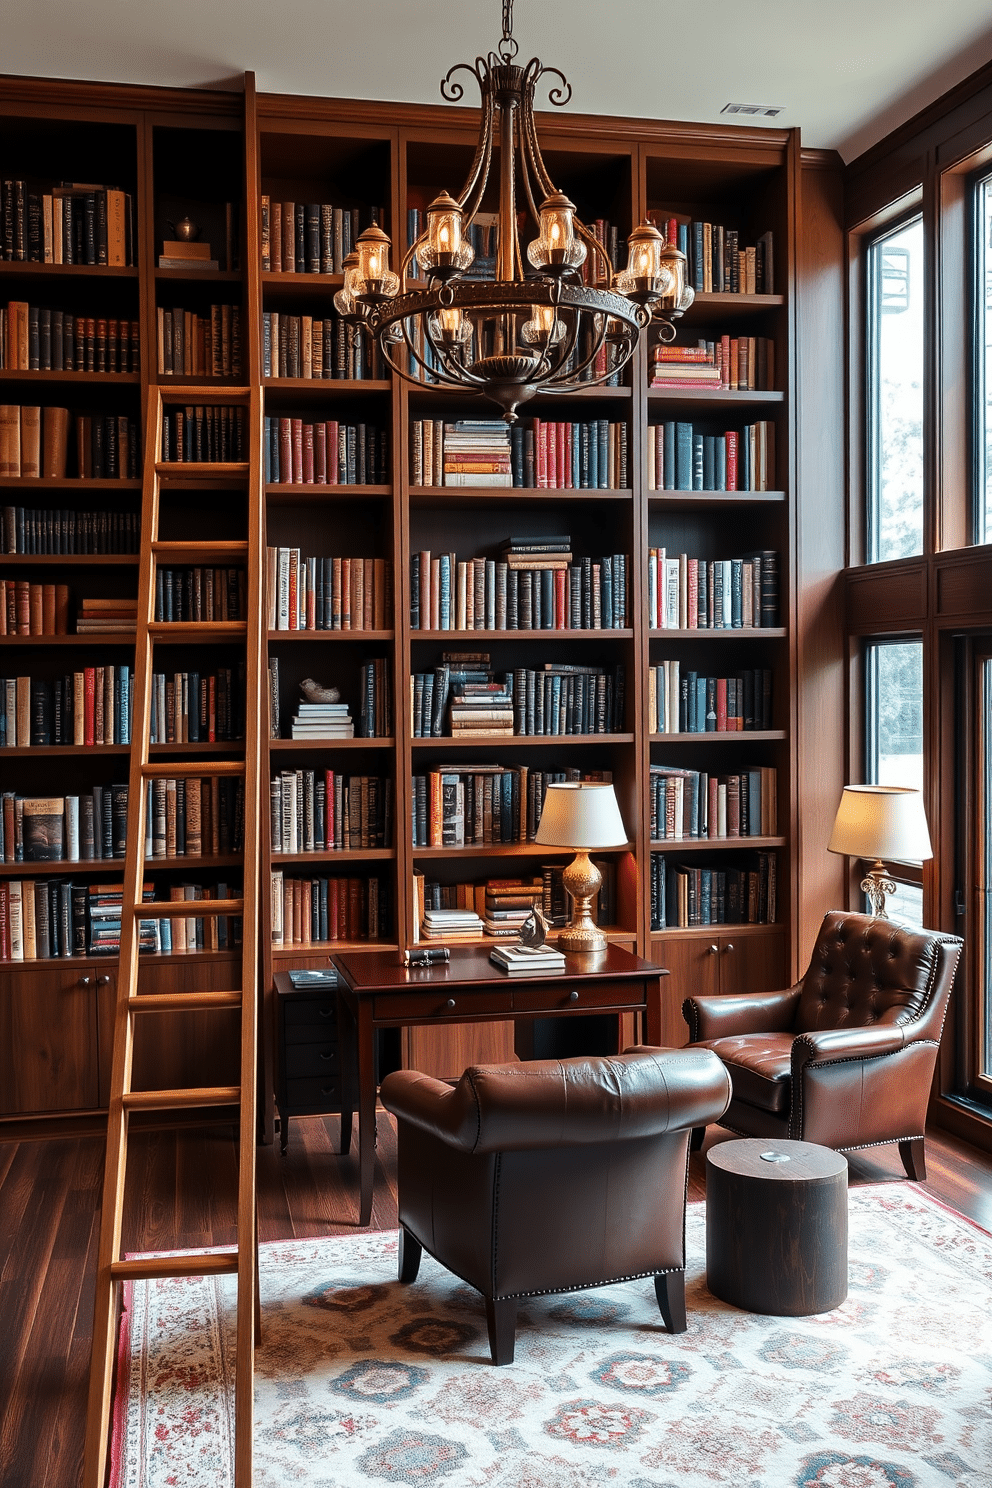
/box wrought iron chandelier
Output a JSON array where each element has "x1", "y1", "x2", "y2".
[{"x1": 334, "y1": 0, "x2": 693, "y2": 422}]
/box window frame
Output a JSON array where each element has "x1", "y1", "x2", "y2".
[{"x1": 862, "y1": 636, "x2": 926, "y2": 917}]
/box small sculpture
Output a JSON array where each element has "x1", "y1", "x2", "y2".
[
  {"x1": 300, "y1": 678, "x2": 341, "y2": 704},
  {"x1": 518, "y1": 905, "x2": 550, "y2": 949},
  {"x1": 167, "y1": 216, "x2": 200, "y2": 242}
]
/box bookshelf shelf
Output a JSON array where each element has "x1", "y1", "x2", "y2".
[
  {"x1": 0, "y1": 477, "x2": 141, "y2": 491},
  {"x1": 682, "y1": 292, "x2": 785, "y2": 325},
  {"x1": 272, "y1": 849, "x2": 395, "y2": 865},
  {"x1": 646, "y1": 388, "x2": 784, "y2": 406},
  {"x1": 0, "y1": 555, "x2": 140, "y2": 566},
  {"x1": 647, "y1": 491, "x2": 786, "y2": 507},
  {"x1": 154, "y1": 269, "x2": 243, "y2": 284},
  {"x1": 268, "y1": 629, "x2": 395, "y2": 642},
  {"x1": 412, "y1": 843, "x2": 635, "y2": 859},
  {"x1": 408, "y1": 487, "x2": 633, "y2": 505},
  {"x1": 410, "y1": 628, "x2": 633, "y2": 641},
  {"x1": 147, "y1": 623, "x2": 246, "y2": 642},
  {"x1": 649, "y1": 730, "x2": 786, "y2": 743},
  {"x1": 0, "y1": 857, "x2": 127, "y2": 878},
  {"x1": 263, "y1": 379, "x2": 392, "y2": 395},
  {"x1": 155, "y1": 464, "x2": 250, "y2": 483},
  {"x1": 148, "y1": 742, "x2": 247, "y2": 756},
  {"x1": 649, "y1": 921, "x2": 783, "y2": 941},
  {"x1": 0, "y1": 370, "x2": 141, "y2": 386},
  {"x1": 0, "y1": 744, "x2": 130, "y2": 758},
  {"x1": 272, "y1": 940, "x2": 399, "y2": 958},
  {"x1": 648, "y1": 627, "x2": 787, "y2": 640},
  {"x1": 0, "y1": 262, "x2": 139, "y2": 281},
  {"x1": 0, "y1": 635, "x2": 136, "y2": 647},
  {"x1": 265, "y1": 483, "x2": 391, "y2": 504},
  {"x1": 649, "y1": 836, "x2": 786, "y2": 851},
  {"x1": 410, "y1": 733, "x2": 636, "y2": 748},
  {"x1": 268, "y1": 737, "x2": 394, "y2": 751}
]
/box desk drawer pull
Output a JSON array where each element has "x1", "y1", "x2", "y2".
[
  {"x1": 319, "y1": 1007, "x2": 334, "y2": 1018},
  {"x1": 567, "y1": 989, "x2": 579, "y2": 1003},
  {"x1": 444, "y1": 998, "x2": 456, "y2": 1011},
  {"x1": 321, "y1": 1085, "x2": 336, "y2": 1096},
  {"x1": 319, "y1": 1051, "x2": 336, "y2": 1062}
]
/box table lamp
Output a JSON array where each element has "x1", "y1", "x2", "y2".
[
  {"x1": 534, "y1": 782, "x2": 628, "y2": 952},
  {"x1": 827, "y1": 784, "x2": 932, "y2": 919}
]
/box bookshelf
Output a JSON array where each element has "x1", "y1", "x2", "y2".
[{"x1": 1, "y1": 72, "x2": 805, "y2": 1127}]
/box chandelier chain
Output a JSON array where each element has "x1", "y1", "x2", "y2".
[{"x1": 499, "y1": 0, "x2": 519, "y2": 60}]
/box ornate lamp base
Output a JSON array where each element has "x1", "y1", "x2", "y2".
[
  {"x1": 558, "y1": 849, "x2": 608, "y2": 953},
  {"x1": 861, "y1": 859, "x2": 897, "y2": 919}
]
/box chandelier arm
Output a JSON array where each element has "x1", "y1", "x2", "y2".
[
  {"x1": 519, "y1": 62, "x2": 558, "y2": 200},
  {"x1": 440, "y1": 57, "x2": 488, "y2": 105},
  {"x1": 538, "y1": 309, "x2": 581, "y2": 375},
  {"x1": 548, "y1": 337, "x2": 638, "y2": 393},
  {"x1": 545, "y1": 311, "x2": 614, "y2": 385},
  {"x1": 455, "y1": 84, "x2": 496, "y2": 223},
  {"x1": 423, "y1": 319, "x2": 491, "y2": 388},
  {"x1": 517, "y1": 98, "x2": 547, "y2": 235},
  {"x1": 393, "y1": 314, "x2": 470, "y2": 390}
]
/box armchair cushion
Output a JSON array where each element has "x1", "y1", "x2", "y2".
[{"x1": 692, "y1": 1034, "x2": 793, "y2": 1113}]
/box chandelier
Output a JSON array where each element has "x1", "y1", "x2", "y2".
[{"x1": 334, "y1": 0, "x2": 693, "y2": 422}]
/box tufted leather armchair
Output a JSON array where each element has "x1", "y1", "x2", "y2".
[
  {"x1": 682, "y1": 910, "x2": 962, "y2": 1179},
  {"x1": 380, "y1": 1047, "x2": 732, "y2": 1364}
]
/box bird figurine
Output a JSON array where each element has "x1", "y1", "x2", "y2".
[
  {"x1": 518, "y1": 906, "x2": 550, "y2": 949},
  {"x1": 300, "y1": 678, "x2": 341, "y2": 704}
]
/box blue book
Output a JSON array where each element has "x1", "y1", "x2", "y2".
[
  {"x1": 692, "y1": 434, "x2": 704, "y2": 490},
  {"x1": 696, "y1": 675, "x2": 707, "y2": 733},
  {"x1": 692, "y1": 221, "x2": 704, "y2": 292},
  {"x1": 685, "y1": 671, "x2": 698, "y2": 732},
  {"x1": 664, "y1": 422, "x2": 676, "y2": 490},
  {"x1": 675, "y1": 423, "x2": 693, "y2": 489},
  {"x1": 715, "y1": 438, "x2": 727, "y2": 490},
  {"x1": 701, "y1": 869, "x2": 712, "y2": 924},
  {"x1": 571, "y1": 422, "x2": 580, "y2": 489},
  {"x1": 741, "y1": 425, "x2": 751, "y2": 490},
  {"x1": 702, "y1": 436, "x2": 715, "y2": 491},
  {"x1": 601, "y1": 556, "x2": 613, "y2": 630},
  {"x1": 731, "y1": 559, "x2": 743, "y2": 628}
]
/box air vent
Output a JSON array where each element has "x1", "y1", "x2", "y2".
[{"x1": 721, "y1": 103, "x2": 784, "y2": 118}]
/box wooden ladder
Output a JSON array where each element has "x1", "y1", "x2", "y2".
[{"x1": 84, "y1": 384, "x2": 263, "y2": 1488}]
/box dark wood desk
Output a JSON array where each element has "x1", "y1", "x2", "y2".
[{"x1": 331, "y1": 943, "x2": 668, "y2": 1226}]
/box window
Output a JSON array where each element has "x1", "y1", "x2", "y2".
[
  {"x1": 975, "y1": 174, "x2": 992, "y2": 544},
  {"x1": 865, "y1": 639, "x2": 925, "y2": 926},
  {"x1": 866, "y1": 217, "x2": 925, "y2": 562},
  {"x1": 975, "y1": 652, "x2": 992, "y2": 1096}
]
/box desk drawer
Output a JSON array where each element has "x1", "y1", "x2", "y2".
[
  {"x1": 284, "y1": 1074, "x2": 344, "y2": 1110},
  {"x1": 513, "y1": 979, "x2": 644, "y2": 1015},
  {"x1": 284, "y1": 1043, "x2": 340, "y2": 1079},
  {"x1": 373, "y1": 989, "x2": 513, "y2": 1021},
  {"x1": 284, "y1": 997, "x2": 338, "y2": 1029}
]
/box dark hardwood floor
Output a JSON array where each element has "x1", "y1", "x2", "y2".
[{"x1": 1, "y1": 1115, "x2": 990, "y2": 1488}]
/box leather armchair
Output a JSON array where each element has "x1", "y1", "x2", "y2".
[
  {"x1": 380, "y1": 1046, "x2": 731, "y2": 1364},
  {"x1": 682, "y1": 910, "x2": 962, "y2": 1179}
]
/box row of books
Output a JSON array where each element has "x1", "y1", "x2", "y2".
[
  {"x1": 269, "y1": 770, "x2": 392, "y2": 854},
  {"x1": 0, "y1": 405, "x2": 139, "y2": 479},
  {"x1": 0, "y1": 878, "x2": 241, "y2": 961},
  {"x1": 1, "y1": 505, "x2": 140, "y2": 554},
  {"x1": 649, "y1": 336, "x2": 775, "y2": 391},
  {"x1": 412, "y1": 662, "x2": 625, "y2": 740},
  {"x1": 1, "y1": 180, "x2": 135, "y2": 266},
  {"x1": 647, "y1": 420, "x2": 775, "y2": 492},
  {"x1": 413, "y1": 866, "x2": 617, "y2": 940},
  {"x1": 409, "y1": 418, "x2": 629, "y2": 489},
  {"x1": 145, "y1": 776, "x2": 245, "y2": 859},
  {"x1": 646, "y1": 549, "x2": 779, "y2": 630},
  {"x1": 411, "y1": 766, "x2": 613, "y2": 848},
  {"x1": 261, "y1": 312, "x2": 384, "y2": 381},
  {"x1": 262, "y1": 417, "x2": 388, "y2": 486},
  {"x1": 2, "y1": 665, "x2": 132, "y2": 747},
  {"x1": 160, "y1": 405, "x2": 246, "y2": 464},
  {"x1": 149, "y1": 667, "x2": 246, "y2": 744},
  {"x1": 1, "y1": 305, "x2": 140, "y2": 374},
  {"x1": 259, "y1": 199, "x2": 382, "y2": 275},
  {"x1": 269, "y1": 870, "x2": 390, "y2": 946},
  {"x1": 1, "y1": 786, "x2": 128, "y2": 863},
  {"x1": 410, "y1": 546, "x2": 630, "y2": 631},
  {"x1": 153, "y1": 566, "x2": 247, "y2": 623},
  {"x1": 0, "y1": 580, "x2": 70, "y2": 635},
  {"x1": 650, "y1": 763, "x2": 778, "y2": 841},
  {"x1": 264, "y1": 548, "x2": 393, "y2": 631},
  {"x1": 156, "y1": 305, "x2": 242, "y2": 379},
  {"x1": 650, "y1": 851, "x2": 777, "y2": 929},
  {"x1": 646, "y1": 214, "x2": 774, "y2": 295},
  {"x1": 649, "y1": 665, "x2": 774, "y2": 734}
]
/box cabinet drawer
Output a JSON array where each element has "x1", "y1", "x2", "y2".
[
  {"x1": 513, "y1": 979, "x2": 645, "y2": 1015},
  {"x1": 373, "y1": 988, "x2": 513, "y2": 1021},
  {"x1": 284, "y1": 1043, "x2": 340, "y2": 1079},
  {"x1": 284, "y1": 997, "x2": 338, "y2": 1028},
  {"x1": 284, "y1": 1074, "x2": 344, "y2": 1110}
]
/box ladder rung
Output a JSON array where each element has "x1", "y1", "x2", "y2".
[
  {"x1": 148, "y1": 622, "x2": 247, "y2": 640},
  {"x1": 111, "y1": 1252, "x2": 238, "y2": 1282},
  {"x1": 134, "y1": 898, "x2": 245, "y2": 918},
  {"x1": 155, "y1": 463, "x2": 250, "y2": 483},
  {"x1": 122, "y1": 1086, "x2": 241, "y2": 1112},
  {"x1": 159, "y1": 384, "x2": 251, "y2": 402},
  {"x1": 152, "y1": 540, "x2": 249, "y2": 562},
  {"x1": 141, "y1": 759, "x2": 245, "y2": 778},
  {"x1": 128, "y1": 991, "x2": 243, "y2": 1013}
]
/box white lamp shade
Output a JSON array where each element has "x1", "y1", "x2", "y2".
[
  {"x1": 534, "y1": 782, "x2": 628, "y2": 849},
  {"x1": 827, "y1": 785, "x2": 933, "y2": 862}
]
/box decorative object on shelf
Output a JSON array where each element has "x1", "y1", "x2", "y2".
[
  {"x1": 299, "y1": 678, "x2": 340, "y2": 704},
  {"x1": 333, "y1": 0, "x2": 692, "y2": 420},
  {"x1": 167, "y1": 217, "x2": 201, "y2": 242},
  {"x1": 518, "y1": 903, "x2": 550, "y2": 948},
  {"x1": 533, "y1": 781, "x2": 626, "y2": 952},
  {"x1": 827, "y1": 784, "x2": 933, "y2": 919}
]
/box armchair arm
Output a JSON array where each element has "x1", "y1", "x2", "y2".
[
  {"x1": 379, "y1": 1070, "x2": 481, "y2": 1151},
  {"x1": 683, "y1": 984, "x2": 802, "y2": 1042},
  {"x1": 792, "y1": 1023, "x2": 910, "y2": 1074}
]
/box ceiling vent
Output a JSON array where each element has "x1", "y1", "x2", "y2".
[{"x1": 721, "y1": 103, "x2": 785, "y2": 118}]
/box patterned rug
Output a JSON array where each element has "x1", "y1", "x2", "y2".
[{"x1": 110, "y1": 1186, "x2": 992, "y2": 1488}]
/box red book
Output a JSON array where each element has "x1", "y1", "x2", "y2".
[
  {"x1": 325, "y1": 770, "x2": 335, "y2": 848},
  {"x1": 328, "y1": 878, "x2": 339, "y2": 940},
  {"x1": 302, "y1": 422, "x2": 314, "y2": 484},
  {"x1": 557, "y1": 422, "x2": 567, "y2": 489},
  {"x1": 84, "y1": 666, "x2": 96, "y2": 747},
  {"x1": 547, "y1": 420, "x2": 557, "y2": 488},
  {"x1": 0, "y1": 882, "x2": 9, "y2": 958},
  {"x1": 208, "y1": 675, "x2": 216, "y2": 741},
  {"x1": 666, "y1": 216, "x2": 678, "y2": 246},
  {"x1": 687, "y1": 559, "x2": 698, "y2": 629},
  {"x1": 720, "y1": 334, "x2": 731, "y2": 388},
  {"x1": 325, "y1": 421, "x2": 339, "y2": 484},
  {"x1": 554, "y1": 567, "x2": 566, "y2": 629},
  {"x1": 278, "y1": 418, "x2": 292, "y2": 484},
  {"x1": 726, "y1": 775, "x2": 741, "y2": 837},
  {"x1": 291, "y1": 418, "x2": 303, "y2": 484},
  {"x1": 314, "y1": 421, "x2": 327, "y2": 484},
  {"x1": 534, "y1": 419, "x2": 546, "y2": 488},
  {"x1": 725, "y1": 431, "x2": 738, "y2": 491},
  {"x1": 716, "y1": 677, "x2": 728, "y2": 732},
  {"x1": 347, "y1": 877, "x2": 362, "y2": 940},
  {"x1": 708, "y1": 775, "x2": 719, "y2": 838}
]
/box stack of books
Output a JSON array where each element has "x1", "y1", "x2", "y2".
[
  {"x1": 490, "y1": 942, "x2": 567, "y2": 975},
  {"x1": 158, "y1": 238, "x2": 219, "y2": 272},
  {"x1": 449, "y1": 666, "x2": 514, "y2": 738},
  {"x1": 649, "y1": 344, "x2": 723, "y2": 389},
  {"x1": 75, "y1": 597, "x2": 137, "y2": 634},
  {"x1": 420, "y1": 906, "x2": 485, "y2": 941},
  {"x1": 288, "y1": 700, "x2": 355, "y2": 740},
  {"x1": 441, "y1": 420, "x2": 512, "y2": 487},
  {"x1": 501, "y1": 534, "x2": 572, "y2": 571},
  {"x1": 483, "y1": 878, "x2": 543, "y2": 937}
]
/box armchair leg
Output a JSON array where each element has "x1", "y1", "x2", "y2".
[
  {"x1": 655, "y1": 1271, "x2": 687, "y2": 1334},
  {"x1": 689, "y1": 1126, "x2": 705, "y2": 1152},
  {"x1": 899, "y1": 1136, "x2": 927, "y2": 1182},
  {"x1": 485, "y1": 1296, "x2": 518, "y2": 1365},
  {"x1": 398, "y1": 1227, "x2": 423, "y2": 1283}
]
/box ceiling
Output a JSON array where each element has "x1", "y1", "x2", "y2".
[{"x1": 4, "y1": 0, "x2": 992, "y2": 163}]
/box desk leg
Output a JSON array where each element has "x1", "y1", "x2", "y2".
[
  {"x1": 356, "y1": 1007, "x2": 377, "y2": 1228},
  {"x1": 644, "y1": 975, "x2": 663, "y2": 1047}
]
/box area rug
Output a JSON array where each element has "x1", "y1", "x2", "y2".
[{"x1": 110, "y1": 1186, "x2": 992, "y2": 1488}]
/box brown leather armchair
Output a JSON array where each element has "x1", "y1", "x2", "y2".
[
  {"x1": 379, "y1": 1047, "x2": 731, "y2": 1364},
  {"x1": 682, "y1": 910, "x2": 962, "y2": 1179}
]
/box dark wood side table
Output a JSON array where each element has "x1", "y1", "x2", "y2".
[
  {"x1": 331, "y1": 943, "x2": 668, "y2": 1227},
  {"x1": 705, "y1": 1138, "x2": 848, "y2": 1315},
  {"x1": 273, "y1": 972, "x2": 354, "y2": 1157}
]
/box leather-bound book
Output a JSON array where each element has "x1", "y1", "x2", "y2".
[
  {"x1": 0, "y1": 404, "x2": 21, "y2": 476},
  {"x1": 19, "y1": 405, "x2": 41, "y2": 477}
]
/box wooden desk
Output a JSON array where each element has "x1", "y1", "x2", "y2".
[{"x1": 331, "y1": 943, "x2": 668, "y2": 1226}]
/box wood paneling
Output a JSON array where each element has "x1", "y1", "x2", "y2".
[
  {"x1": 935, "y1": 549, "x2": 992, "y2": 622},
  {"x1": 845, "y1": 560, "x2": 928, "y2": 632}
]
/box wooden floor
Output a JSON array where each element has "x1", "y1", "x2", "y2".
[{"x1": 1, "y1": 1115, "x2": 991, "y2": 1488}]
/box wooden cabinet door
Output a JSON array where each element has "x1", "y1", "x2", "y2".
[
  {"x1": 0, "y1": 964, "x2": 102, "y2": 1115},
  {"x1": 649, "y1": 938, "x2": 721, "y2": 1047},
  {"x1": 716, "y1": 930, "x2": 787, "y2": 998}
]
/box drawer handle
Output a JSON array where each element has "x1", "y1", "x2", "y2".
[
  {"x1": 708, "y1": 944, "x2": 719, "y2": 955},
  {"x1": 79, "y1": 975, "x2": 93, "y2": 987},
  {"x1": 723, "y1": 943, "x2": 735, "y2": 954},
  {"x1": 567, "y1": 989, "x2": 579, "y2": 1003},
  {"x1": 319, "y1": 1051, "x2": 336, "y2": 1062},
  {"x1": 318, "y1": 1008, "x2": 334, "y2": 1018},
  {"x1": 97, "y1": 974, "x2": 111, "y2": 986},
  {"x1": 321, "y1": 1085, "x2": 336, "y2": 1096},
  {"x1": 444, "y1": 998, "x2": 456, "y2": 1011}
]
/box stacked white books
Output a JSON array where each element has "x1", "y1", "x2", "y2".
[
  {"x1": 490, "y1": 942, "x2": 567, "y2": 975},
  {"x1": 289, "y1": 701, "x2": 354, "y2": 738},
  {"x1": 421, "y1": 907, "x2": 485, "y2": 941}
]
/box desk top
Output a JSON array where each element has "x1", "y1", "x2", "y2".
[{"x1": 331, "y1": 943, "x2": 664, "y2": 994}]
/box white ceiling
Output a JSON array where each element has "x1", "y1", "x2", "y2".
[{"x1": 4, "y1": 0, "x2": 992, "y2": 163}]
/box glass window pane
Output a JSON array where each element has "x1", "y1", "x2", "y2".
[
  {"x1": 980, "y1": 658, "x2": 992, "y2": 1080},
  {"x1": 978, "y1": 177, "x2": 992, "y2": 545},
  {"x1": 867, "y1": 218, "x2": 924, "y2": 562},
  {"x1": 866, "y1": 640, "x2": 924, "y2": 791}
]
